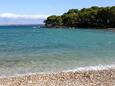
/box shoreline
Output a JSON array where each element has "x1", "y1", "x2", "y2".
[
  {"x1": 0, "y1": 65, "x2": 115, "y2": 86},
  {"x1": 0, "y1": 64, "x2": 115, "y2": 79}
]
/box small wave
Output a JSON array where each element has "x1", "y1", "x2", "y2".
[
  {"x1": 0, "y1": 64, "x2": 115, "y2": 79},
  {"x1": 65, "y1": 64, "x2": 115, "y2": 72}
]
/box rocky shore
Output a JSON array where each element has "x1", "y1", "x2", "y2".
[{"x1": 0, "y1": 69, "x2": 115, "y2": 86}]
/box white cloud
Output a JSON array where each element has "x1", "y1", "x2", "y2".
[{"x1": 0, "y1": 13, "x2": 48, "y2": 19}]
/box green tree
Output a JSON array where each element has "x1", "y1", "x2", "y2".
[
  {"x1": 44, "y1": 15, "x2": 63, "y2": 27},
  {"x1": 45, "y1": 6, "x2": 115, "y2": 28},
  {"x1": 62, "y1": 13, "x2": 78, "y2": 27},
  {"x1": 62, "y1": 9, "x2": 79, "y2": 27},
  {"x1": 110, "y1": 6, "x2": 115, "y2": 27},
  {"x1": 67, "y1": 9, "x2": 79, "y2": 14}
]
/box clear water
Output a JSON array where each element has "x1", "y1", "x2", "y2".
[{"x1": 0, "y1": 26, "x2": 115, "y2": 76}]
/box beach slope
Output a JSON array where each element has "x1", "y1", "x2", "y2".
[{"x1": 0, "y1": 69, "x2": 115, "y2": 86}]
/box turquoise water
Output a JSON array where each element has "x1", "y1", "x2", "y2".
[{"x1": 0, "y1": 26, "x2": 115, "y2": 76}]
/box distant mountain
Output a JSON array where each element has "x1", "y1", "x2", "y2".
[
  {"x1": 0, "y1": 13, "x2": 48, "y2": 25},
  {"x1": 0, "y1": 18, "x2": 45, "y2": 25}
]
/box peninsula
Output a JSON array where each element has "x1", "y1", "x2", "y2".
[{"x1": 45, "y1": 6, "x2": 115, "y2": 28}]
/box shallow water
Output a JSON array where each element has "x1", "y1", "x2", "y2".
[{"x1": 0, "y1": 26, "x2": 115, "y2": 76}]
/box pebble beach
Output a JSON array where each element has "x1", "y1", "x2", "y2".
[{"x1": 0, "y1": 68, "x2": 115, "y2": 86}]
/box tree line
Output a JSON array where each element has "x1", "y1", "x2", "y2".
[{"x1": 44, "y1": 6, "x2": 115, "y2": 28}]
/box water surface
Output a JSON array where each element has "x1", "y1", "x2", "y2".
[{"x1": 0, "y1": 26, "x2": 115, "y2": 76}]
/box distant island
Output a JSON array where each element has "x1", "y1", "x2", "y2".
[{"x1": 44, "y1": 6, "x2": 115, "y2": 28}]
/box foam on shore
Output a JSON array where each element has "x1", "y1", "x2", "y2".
[
  {"x1": 65, "y1": 64, "x2": 115, "y2": 72},
  {"x1": 0, "y1": 64, "x2": 115, "y2": 79},
  {"x1": 0, "y1": 64, "x2": 115, "y2": 86}
]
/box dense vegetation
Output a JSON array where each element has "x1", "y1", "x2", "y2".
[{"x1": 44, "y1": 6, "x2": 115, "y2": 28}]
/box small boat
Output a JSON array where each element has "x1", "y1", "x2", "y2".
[
  {"x1": 32, "y1": 26, "x2": 41, "y2": 29},
  {"x1": 33, "y1": 26, "x2": 37, "y2": 28}
]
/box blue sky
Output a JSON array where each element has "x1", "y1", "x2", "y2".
[
  {"x1": 0, "y1": 0, "x2": 114, "y2": 24},
  {"x1": 0, "y1": 0, "x2": 114, "y2": 15}
]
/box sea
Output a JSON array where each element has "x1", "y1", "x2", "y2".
[{"x1": 0, "y1": 26, "x2": 115, "y2": 76}]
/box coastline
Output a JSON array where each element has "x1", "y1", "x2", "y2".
[{"x1": 0, "y1": 65, "x2": 115, "y2": 86}]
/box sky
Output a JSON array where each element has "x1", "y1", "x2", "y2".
[{"x1": 0, "y1": 0, "x2": 114, "y2": 24}]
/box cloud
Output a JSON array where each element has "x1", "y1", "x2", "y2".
[{"x1": 0, "y1": 13, "x2": 48, "y2": 19}]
